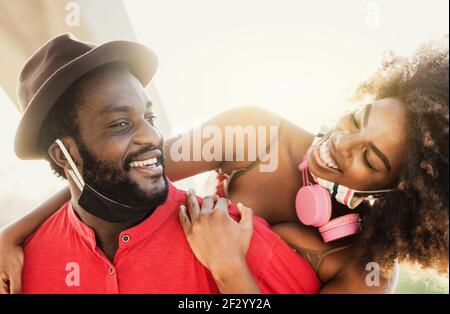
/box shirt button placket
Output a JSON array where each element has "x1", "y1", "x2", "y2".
[
  {"x1": 107, "y1": 234, "x2": 130, "y2": 293},
  {"x1": 107, "y1": 265, "x2": 119, "y2": 293}
]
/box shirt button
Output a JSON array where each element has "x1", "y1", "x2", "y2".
[
  {"x1": 121, "y1": 234, "x2": 130, "y2": 243},
  {"x1": 108, "y1": 266, "x2": 115, "y2": 275}
]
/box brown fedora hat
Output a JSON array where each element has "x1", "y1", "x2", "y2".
[{"x1": 14, "y1": 33, "x2": 158, "y2": 160}]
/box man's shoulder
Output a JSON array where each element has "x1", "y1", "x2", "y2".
[
  {"x1": 227, "y1": 203, "x2": 280, "y2": 246},
  {"x1": 226, "y1": 204, "x2": 282, "y2": 264},
  {"x1": 23, "y1": 201, "x2": 71, "y2": 248},
  {"x1": 227, "y1": 203, "x2": 321, "y2": 293}
]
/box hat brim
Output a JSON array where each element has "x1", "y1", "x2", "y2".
[{"x1": 14, "y1": 40, "x2": 158, "y2": 160}]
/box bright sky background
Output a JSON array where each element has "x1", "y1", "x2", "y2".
[
  {"x1": 0, "y1": 0, "x2": 448, "y2": 224},
  {"x1": 125, "y1": 0, "x2": 449, "y2": 134}
]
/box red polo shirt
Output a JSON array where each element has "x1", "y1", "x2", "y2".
[{"x1": 22, "y1": 181, "x2": 320, "y2": 294}]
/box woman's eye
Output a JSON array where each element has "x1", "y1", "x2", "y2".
[
  {"x1": 351, "y1": 113, "x2": 360, "y2": 130},
  {"x1": 363, "y1": 147, "x2": 375, "y2": 170}
]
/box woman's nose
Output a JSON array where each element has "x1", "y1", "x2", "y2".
[{"x1": 334, "y1": 131, "x2": 358, "y2": 158}]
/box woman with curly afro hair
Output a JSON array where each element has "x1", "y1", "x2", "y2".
[
  {"x1": 351, "y1": 38, "x2": 449, "y2": 278},
  {"x1": 0, "y1": 38, "x2": 448, "y2": 294}
]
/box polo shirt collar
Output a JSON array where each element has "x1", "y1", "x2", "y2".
[{"x1": 67, "y1": 179, "x2": 183, "y2": 249}]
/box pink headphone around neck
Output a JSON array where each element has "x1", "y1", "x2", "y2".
[{"x1": 295, "y1": 148, "x2": 361, "y2": 243}]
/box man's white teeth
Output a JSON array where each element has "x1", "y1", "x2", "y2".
[
  {"x1": 129, "y1": 158, "x2": 158, "y2": 168},
  {"x1": 319, "y1": 139, "x2": 340, "y2": 170}
]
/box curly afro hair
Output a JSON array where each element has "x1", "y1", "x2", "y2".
[{"x1": 352, "y1": 37, "x2": 449, "y2": 277}]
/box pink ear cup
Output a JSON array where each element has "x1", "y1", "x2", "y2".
[
  {"x1": 296, "y1": 185, "x2": 332, "y2": 227},
  {"x1": 318, "y1": 213, "x2": 361, "y2": 243},
  {"x1": 296, "y1": 146, "x2": 362, "y2": 243}
]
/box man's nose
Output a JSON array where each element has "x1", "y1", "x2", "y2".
[{"x1": 133, "y1": 119, "x2": 162, "y2": 147}]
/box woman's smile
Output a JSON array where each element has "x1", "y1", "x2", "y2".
[{"x1": 312, "y1": 135, "x2": 342, "y2": 174}]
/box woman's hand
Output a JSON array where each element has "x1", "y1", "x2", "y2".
[
  {"x1": 179, "y1": 190, "x2": 260, "y2": 293},
  {"x1": 179, "y1": 190, "x2": 253, "y2": 273},
  {"x1": 0, "y1": 235, "x2": 24, "y2": 294}
]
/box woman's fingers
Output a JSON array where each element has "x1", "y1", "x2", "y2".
[
  {"x1": 214, "y1": 197, "x2": 231, "y2": 215},
  {"x1": 183, "y1": 190, "x2": 236, "y2": 224},
  {"x1": 237, "y1": 203, "x2": 254, "y2": 230},
  {"x1": 178, "y1": 205, "x2": 191, "y2": 234},
  {"x1": 186, "y1": 189, "x2": 201, "y2": 221},
  {"x1": 201, "y1": 196, "x2": 215, "y2": 214},
  {"x1": 9, "y1": 271, "x2": 21, "y2": 294},
  {"x1": 0, "y1": 277, "x2": 9, "y2": 294}
]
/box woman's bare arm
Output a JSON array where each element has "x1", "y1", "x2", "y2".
[
  {"x1": 165, "y1": 106, "x2": 285, "y2": 181},
  {"x1": 0, "y1": 186, "x2": 70, "y2": 245},
  {"x1": 0, "y1": 186, "x2": 70, "y2": 294},
  {"x1": 211, "y1": 261, "x2": 261, "y2": 294}
]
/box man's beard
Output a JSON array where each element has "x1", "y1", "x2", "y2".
[{"x1": 76, "y1": 138, "x2": 169, "y2": 219}]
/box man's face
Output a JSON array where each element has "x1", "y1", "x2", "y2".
[{"x1": 70, "y1": 66, "x2": 168, "y2": 210}]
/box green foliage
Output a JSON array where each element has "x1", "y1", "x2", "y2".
[{"x1": 395, "y1": 265, "x2": 449, "y2": 294}]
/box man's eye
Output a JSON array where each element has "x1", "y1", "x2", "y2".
[
  {"x1": 145, "y1": 114, "x2": 157, "y2": 124},
  {"x1": 109, "y1": 121, "x2": 129, "y2": 129}
]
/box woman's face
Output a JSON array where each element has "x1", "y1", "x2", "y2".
[{"x1": 307, "y1": 97, "x2": 409, "y2": 191}]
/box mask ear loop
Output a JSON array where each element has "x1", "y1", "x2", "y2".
[{"x1": 54, "y1": 139, "x2": 85, "y2": 191}]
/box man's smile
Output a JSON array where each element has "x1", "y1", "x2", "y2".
[
  {"x1": 129, "y1": 157, "x2": 158, "y2": 168},
  {"x1": 125, "y1": 148, "x2": 164, "y2": 177},
  {"x1": 128, "y1": 159, "x2": 164, "y2": 177}
]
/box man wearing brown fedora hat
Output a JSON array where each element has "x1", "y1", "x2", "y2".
[{"x1": 11, "y1": 34, "x2": 319, "y2": 294}]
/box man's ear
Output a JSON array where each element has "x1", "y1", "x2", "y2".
[
  {"x1": 48, "y1": 141, "x2": 69, "y2": 169},
  {"x1": 48, "y1": 138, "x2": 81, "y2": 171}
]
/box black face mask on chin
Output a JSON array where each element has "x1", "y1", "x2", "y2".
[
  {"x1": 77, "y1": 183, "x2": 153, "y2": 222},
  {"x1": 55, "y1": 139, "x2": 163, "y2": 223}
]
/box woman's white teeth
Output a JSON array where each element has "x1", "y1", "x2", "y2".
[
  {"x1": 319, "y1": 139, "x2": 340, "y2": 170},
  {"x1": 129, "y1": 158, "x2": 158, "y2": 168}
]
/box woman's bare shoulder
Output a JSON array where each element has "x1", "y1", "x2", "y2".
[
  {"x1": 271, "y1": 222, "x2": 396, "y2": 293},
  {"x1": 326, "y1": 258, "x2": 397, "y2": 293},
  {"x1": 271, "y1": 222, "x2": 329, "y2": 252}
]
